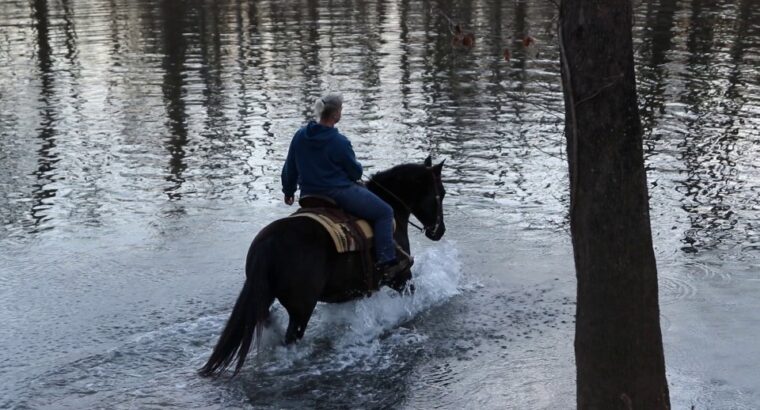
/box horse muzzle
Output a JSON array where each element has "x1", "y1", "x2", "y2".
[{"x1": 425, "y1": 222, "x2": 445, "y2": 241}]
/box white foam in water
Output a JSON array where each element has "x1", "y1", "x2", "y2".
[
  {"x1": 322, "y1": 240, "x2": 464, "y2": 344},
  {"x1": 254, "y1": 240, "x2": 464, "y2": 368}
]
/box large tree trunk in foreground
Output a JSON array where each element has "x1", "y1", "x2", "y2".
[{"x1": 559, "y1": 1, "x2": 671, "y2": 408}]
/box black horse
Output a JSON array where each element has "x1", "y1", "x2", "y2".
[{"x1": 199, "y1": 156, "x2": 446, "y2": 377}]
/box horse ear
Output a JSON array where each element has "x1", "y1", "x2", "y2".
[
  {"x1": 424, "y1": 156, "x2": 432, "y2": 167},
  {"x1": 433, "y1": 160, "x2": 444, "y2": 175}
]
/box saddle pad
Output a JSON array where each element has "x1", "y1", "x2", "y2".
[{"x1": 288, "y1": 212, "x2": 373, "y2": 253}]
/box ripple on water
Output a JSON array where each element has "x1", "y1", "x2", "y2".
[
  {"x1": 659, "y1": 259, "x2": 737, "y2": 305},
  {"x1": 683, "y1": 261, "x2": 732, "y2": 282},
  {"x1": 659, "y1": 272, "x2": 699, "y2": 305},
  {"x1": 403, "y1": 280, "x2": 576, "y2": 409}
]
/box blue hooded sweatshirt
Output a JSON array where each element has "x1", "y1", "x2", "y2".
[{"x1": 281, "y1": 121, "x2": 363, "y2": 196}]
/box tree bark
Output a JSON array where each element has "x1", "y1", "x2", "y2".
[{"x1": 558, "y1": 1, "x2": 671, "y2": 409}]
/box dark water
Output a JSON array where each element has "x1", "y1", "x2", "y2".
[{"x1": 1, "y1": 0, "x2": 759, "y2": 408}]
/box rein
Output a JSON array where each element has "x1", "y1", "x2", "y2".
[{"x1": 364, "y1": 172, "x2": 442, "y2": 234}]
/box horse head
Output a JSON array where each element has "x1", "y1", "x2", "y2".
[
  {"x1": 418, "y1": 155, "x2": 446, "y2": 240},
  {"x1": 368, "y1": 156, "x2": 446, "y2": 241}
]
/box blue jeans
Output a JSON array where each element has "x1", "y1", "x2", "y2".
[{"x1": 325, "y1": 184, "x2": 395, "y2": 263}]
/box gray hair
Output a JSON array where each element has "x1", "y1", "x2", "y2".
[{"x1": 314, "y1": 93, "x2": 343, "y2": 121}]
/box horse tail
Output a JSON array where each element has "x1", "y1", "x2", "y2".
[{"x1": 199, "y1": 239, "x2": 274, "y2": 377}]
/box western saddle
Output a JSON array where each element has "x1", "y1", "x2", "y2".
[{"x1": 287, "y1": 195, "x2": 381, "y2": 291}]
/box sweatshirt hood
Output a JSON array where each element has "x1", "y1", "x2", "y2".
[{"x1": 304, "y1": 120, "x2": 338, "y2": 143}]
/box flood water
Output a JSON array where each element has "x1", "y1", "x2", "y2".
[{"x1": 2, "y1": 0, "x2": 760, "y2": 408}]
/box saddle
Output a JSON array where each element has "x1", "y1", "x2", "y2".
[
  {"x1": 288, "y1": 195, "x2": 380, "y2": 291},
  {"x1": 289, "y1": 195, "x2": 375, "y2": 253}
]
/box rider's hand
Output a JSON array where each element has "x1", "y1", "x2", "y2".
[{"x1": 284, "y1": 195, "x2": 294, "y2": 206}]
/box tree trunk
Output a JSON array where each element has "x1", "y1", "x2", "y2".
[{"x1": 558, "y1": 1, "x2": 671, "y2": 409}]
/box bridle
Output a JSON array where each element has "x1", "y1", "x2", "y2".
[
  {"x1": 365, "y1": 170, "x2": 443, "y2": 235},
  {"x1": 430, "y1": 172, "x2": 444, "y2": 235}
]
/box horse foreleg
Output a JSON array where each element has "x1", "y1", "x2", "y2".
[{"x1": 388, "y1": 268, "x2": 414, "y2": 295}]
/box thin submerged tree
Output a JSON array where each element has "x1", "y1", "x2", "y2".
[{"x1": 558, "y1": 1, "x2": 671, "y2": 408}]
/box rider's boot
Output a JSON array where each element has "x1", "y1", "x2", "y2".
[{"x1": 376, "y1": 253, "x2": 414, "y2": 284}]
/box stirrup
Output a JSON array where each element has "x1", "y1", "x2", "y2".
[{"x1": 377, "y1": 255, "x2": 414, "y2": 284}]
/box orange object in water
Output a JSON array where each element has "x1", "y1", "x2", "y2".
[
  {"x1": 463, "y1": 33, "x2": 475, "y2": 47},
  {"x1": 452, "y1": 34, "x2": 463, "y2": 46}
]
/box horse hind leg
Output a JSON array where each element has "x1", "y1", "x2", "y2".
[{"x1": 281, "y1": 297, "x2": 317, "y2": 345}]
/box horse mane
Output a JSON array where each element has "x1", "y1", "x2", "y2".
[
  {"x1": 367, "y1": 163, "x2": 429, "y2": 204},
  {"x1": 371, "y1": 163, "x2": 427, "y2": 182}
]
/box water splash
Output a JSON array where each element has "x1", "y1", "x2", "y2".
[
  {"x1": 250, "y1": 240, "x2": 465, "y2": 369},
  {"x1": 321, "y1": 240, "x2": 464, "y2": 344}
]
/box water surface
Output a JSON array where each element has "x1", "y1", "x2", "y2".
[{"x1": 2, "y1": 0, "x2": 760, "y2": 408}]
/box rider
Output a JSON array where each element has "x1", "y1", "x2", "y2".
[{"x1": 281, "y1": 93, "x2": 412, "y2": 283}]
